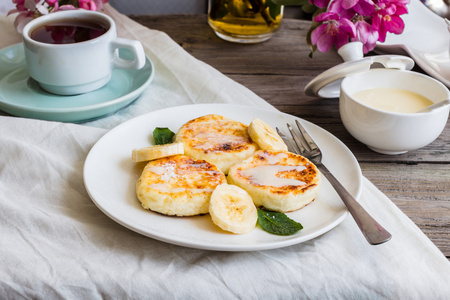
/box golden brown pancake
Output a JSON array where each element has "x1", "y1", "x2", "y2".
[
  {"x1": 227, "y1": 150, "x2": 321, "y2": 212},
  {"x1": 136, "y1": 155, "x2": 226, "y2": 216},
  {"x1": 175, "y1": 114, "x2": 258, "y2": 174}
]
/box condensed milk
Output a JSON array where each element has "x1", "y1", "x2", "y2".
[
  {"x1": 352, "y1": 88, "x2": 433, "y2": 113},
  {"x1": 339, "y1": 68, "x2": 450, "y2": 154}
]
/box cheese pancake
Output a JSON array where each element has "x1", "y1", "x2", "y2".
[
  {"x1": 136, "y1": 155, "x2": 226, "y2": 216},
  {"x1": 175, "y1": 114, "x2": 258, "y2": 174},
  {"x1": 227, "y1": 150, "x2": 321, "y2": 213}
]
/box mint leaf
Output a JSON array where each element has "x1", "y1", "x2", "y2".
[
  {"x1": 153, "y1": 127, "x2": 175, "y2": 145},
  {"x1": 257, "y1": 209, "x2": 303, "y2": 235}
]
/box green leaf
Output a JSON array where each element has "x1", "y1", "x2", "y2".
[
  {"x1": 153, "y1": 127, "x2": 175, "y2": 145},
  {"x1": 267, "y1": 0, "x2": 282, "y2": 20},
  {"x1": 257, "y1": 209, "x2": 303, "y2": 235},
  {"x1": 301, "y1": 2, "x2": 318, "y2": 14}
]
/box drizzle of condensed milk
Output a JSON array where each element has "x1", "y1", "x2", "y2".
[
  {"x1": 240, "y1": 165, "x2": 307, "y2": 187},
  {"x1": 192, "y1": 132, "x2": 248, "y2": 151},
  {"x1": 264, "y1": 152, "x2": 288, "y2": 164},
  {"x1": 240, "y1": 151, "x2": 307, "y2": 187},
  {"x1": 352, "y1": 88, "x2": 434, "y2": 113}
]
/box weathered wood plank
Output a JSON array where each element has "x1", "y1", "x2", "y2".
[
  {"x1": 362, "y1": 163, "x2": 450, "y2": 257},
  {"x1": 131, "y1": 14, "x2": 342, "y2": 74}
]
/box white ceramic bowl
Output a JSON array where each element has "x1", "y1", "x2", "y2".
[{"x1": 340, "y1": 69, "x2": 450, "y2": 154}]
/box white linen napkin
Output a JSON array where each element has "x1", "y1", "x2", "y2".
[{"x1": 1, "y1": 5, "x2": 449, "y2": 299}]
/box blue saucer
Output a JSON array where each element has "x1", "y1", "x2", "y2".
[{"x1": 0, "y1": 43, "x2": 154, "y2": 123}]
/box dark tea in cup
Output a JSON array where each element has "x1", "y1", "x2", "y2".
[
  {"x1": 30, "y1": 19, "x2": 108, "y2": 44},
  {"x1": 22, "y1": 10, "x2": 146, "y2": 95}
]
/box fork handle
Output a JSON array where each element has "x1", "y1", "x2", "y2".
[{"x1": 318, "y1": 164, "x2": 392, "y2": 245}]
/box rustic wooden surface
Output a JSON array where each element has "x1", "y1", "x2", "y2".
[{"x1": 131, "y1": 15, "x2": 450, "y2": 259}]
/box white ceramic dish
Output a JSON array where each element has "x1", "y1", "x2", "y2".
[
  {"x1": 340, "y1": 69, "x2": 450, "y2": 155},
  {"x1": 83, "y1": 104, "x2": 363, "y2": 251},
  {"x1": 304, "y1": 54, "x2": 414, "y2": 98},
  {"x1": 375, "y1": 0, "x2": 450, "y2": 87},
  {"x1": 0, "y1": 43, "x2": 154, "y2": 122}
]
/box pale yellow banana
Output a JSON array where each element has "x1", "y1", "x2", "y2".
[
  {"x1": 248, "y1": 118, "x2": 288, "y2": 151},
  {"x1": 131, "y1": 142, "x2": 184, "y2": 162},
  {"x1": 209, "y1": 184, "x2": 257, "y2": 234}
]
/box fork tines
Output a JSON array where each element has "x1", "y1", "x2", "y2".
[
  {"x1": 276, "y1": 127, "x2": 299, "y2": 153},
  {"x1": 276, "y1": 120, "x2": 319, "y2": 157},
  {"x1": 294, "y1": 120, "x2": 319, "y2": 152}
]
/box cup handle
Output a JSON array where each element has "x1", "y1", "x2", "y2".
[{"x1": 111, "y1": 38, "x2": 146, "y2": 69}]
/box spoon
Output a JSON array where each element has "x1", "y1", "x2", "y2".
[{"x1": 416, "y1": 99, "x2": 450, "y2": 113}]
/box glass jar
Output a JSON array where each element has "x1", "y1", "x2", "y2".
[{"x1": 208, "y1": 0, "x2": 284, "y2": 43}]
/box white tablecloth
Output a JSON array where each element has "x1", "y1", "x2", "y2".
[{"x1": 1, "y1": 5, "x2": 449, "y2": 299}]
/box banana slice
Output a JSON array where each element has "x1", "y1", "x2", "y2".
[
  {"x1": 248, "y1": 118, "x2": 288, "y2": 151},
  {"x1": 209, "y1": 184, "x2": 257, "y2": 234},
  {"x1": 132, "y1": 142, "x2": 184, "y2": 162}
]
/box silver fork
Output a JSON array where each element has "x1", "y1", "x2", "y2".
[{"x1": 277, "y1": 120, "x2": 392, "y2": 245}]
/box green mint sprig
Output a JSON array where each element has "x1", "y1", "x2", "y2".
[
  {"x1": 153, "y1": 127, "x2": 175, "y2": 145},
  {"x1": 257, "y1": 209, "x2": 303, "y2": 235}
]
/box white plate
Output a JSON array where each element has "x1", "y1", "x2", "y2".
[
  {"x1": 83, "y1": 104, "x2": 363, "y2": 251},
  {"x1": 375, "y1": 0, "x2": 450, "y2": 87}
]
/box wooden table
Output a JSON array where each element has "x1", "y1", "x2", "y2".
[{"x1": 131, "y1": 15, "x2": 450, "y2": 259}]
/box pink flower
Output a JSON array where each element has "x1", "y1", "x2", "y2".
[
  {"x1": 58, "y1": 5, "x2": 77, "y2": 10},
  {"x1": 79, "y1": 0, "x2": 97, "y2": 11},
  {"x1": 311, "y1": 12, "x2": 356, "y2": 52},
  {"x1": 93, "y1": 0, "x2": 109, "y2": 10},
  {"x1": 10, "y1": 0, "x2": 40, "y2": 13},
  {"x1": 371, "y1": 0, "x2": 407, "y2": 42},
  {"x1": 351, "y1": 17, "x2": 379, "y2": 52},
  {"x1": 12, "y1": 11, "x2": 33, "y2": 32},
  {"x1": 78, "y1": 0, "x2": 108, "y2": 11},
  {"x1": 45, "y1": 0, "x2": 58, "y2": 11},
  {"x1": 8, "y1": 0, "x2": 110, "y2": 34},
  {"x1": 9, "y1": 0, "x2": 46, "y2": 32},
  {"x1": 329, "y1": 0, "x2": 375, "y2": 16},
  {"x1": 308, "y1": 0, "x2": 409, "y2": 55}
]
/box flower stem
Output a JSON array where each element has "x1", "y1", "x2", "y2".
[{"x1": 248, "y1": 0, "x2": 274, "y2": 26}]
